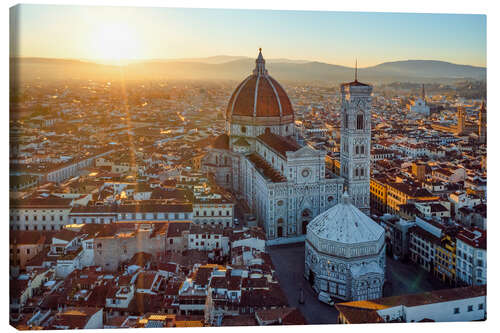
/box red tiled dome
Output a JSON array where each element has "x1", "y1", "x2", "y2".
[{"x1": 226, "y1": 50, "x2": 294, "y2": 121}]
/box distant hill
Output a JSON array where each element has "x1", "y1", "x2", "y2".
[
  {"x1": 368, "y1": 60, "x2": 486, "y2": 80},
  {"x1": 10, "y1": 57, "x2": 486, "y2": 84}
]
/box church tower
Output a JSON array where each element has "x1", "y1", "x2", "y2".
[
  {"x1": 340, "y1": 62, "x2": 372, "y2": 214},
  {"x1": 456, "y1": 105, "x2": 466, "y2": 135},
  {"x1": 479, "y1": 100, "x2": 486, "y2": 144}
]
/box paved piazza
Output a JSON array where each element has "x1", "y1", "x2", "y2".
[{"x1": 268, "y1": 242, "x2": 450, "y2": 325}]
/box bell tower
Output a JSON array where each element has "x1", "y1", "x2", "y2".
[
  {"x1": 479, "y1": 99, "x2": 486, "y2": 144},
  {"x1": 340, "y1": 61, "x2": 372, "y2": 214}
]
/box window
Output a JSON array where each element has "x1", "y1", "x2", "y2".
[
  {"x1": 454, "y1": 307, "x2": 460, "y2": 314},
  {"x1": 357, "y1": 114, "x2": 364, "y2": 130},
  {"x1": 355, "y1": 146, "x2": 359, "y2": 154},
  {"x1": 344, "y1": 114, "x2": 349, "y2": 128},
  {"x1": 478, "y1": 303, "x2": 484, "y2": 310},
  {"x1": 241, "y1": 126, "x2": 246, "y2": 133},
  {"x1": 355, "y1": 169, "x2": 358, "y2": 177},
  {"x1": 468, "y1": 305, "x2": 473, "y2": 312}
]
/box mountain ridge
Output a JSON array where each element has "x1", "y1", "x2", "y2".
[{"x1": 10, "y1": 57, "x2": 486, "y2": 83}]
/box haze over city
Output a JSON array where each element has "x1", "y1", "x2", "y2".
[{"x1": 10, "y1": 5, "x2": 486, "y2": 67}]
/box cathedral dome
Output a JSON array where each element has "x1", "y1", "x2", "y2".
[
  {"x1": 306, "y1": 192, "x2": 384, "y2": 256},
  {"x1": 226, "y1": 49, "x2": 294, "y2": 124}
]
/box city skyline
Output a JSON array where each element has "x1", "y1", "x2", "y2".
[
  {"x1": 8, "y1": 4, "x2": 488, "y2": 329},
  {"x1": 10, "y1": 5, "x2": 486, "y2": 67}
]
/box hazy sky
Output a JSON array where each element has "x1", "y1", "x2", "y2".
[{"x1": 10, "y1": 4, "x2": 486, "y2": 67}]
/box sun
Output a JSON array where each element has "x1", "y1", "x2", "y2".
[{"x1": 91, "y1": 22, "x2": 141, "y2": 63}]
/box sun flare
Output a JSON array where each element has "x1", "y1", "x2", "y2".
[{"x1": 91, "y1": 22, "x2": 141, "y2": 63}]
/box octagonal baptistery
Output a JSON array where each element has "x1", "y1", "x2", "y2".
[
  {"x1": 304, "y1": 192, "x2": 386, "y2": 302},
  {"x1": 226, "y1": 49, "x2": 295, "y2": 150}
]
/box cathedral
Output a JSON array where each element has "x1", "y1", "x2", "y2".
[
  {"x1": 408, "y1": 84, "x2": 430, "y2": 116},
  {"x1": 202, "y1": 49, "x2": 373, "y2": 242}
]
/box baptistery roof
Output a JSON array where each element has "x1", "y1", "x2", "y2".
[
  {"x1": 307, "y1": 192, "x2": 384, "y2": 246},
  {"x1": 226, "y1": 49, "x2": 294, "y2": 122}
]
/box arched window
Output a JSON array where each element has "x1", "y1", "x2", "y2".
[
  {"x1": 361, "y1": 168, "x2": 365, "y2": 177},
  {"x1": 355, "y1": 168, "x2": 359, "y2": 177},
  {"x1": 361, "y1": 145, "x2": 365, "y2": 154},
  {"x1": 241, "y1": 126, "x2": 247, "y2": 133},
  {"x1": 357, "y1": 114, "x2": 364, "y2": 130},
  {"x1": 355, "y1": 146, "x2": 359, "y2": 154},
  {"x1": 344, "y1": 114, "x2": 349, "y2": 129}
]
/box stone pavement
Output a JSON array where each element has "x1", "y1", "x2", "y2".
[{"x1": 268, "y1": 242, "x2": 450, "y2": 325}]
